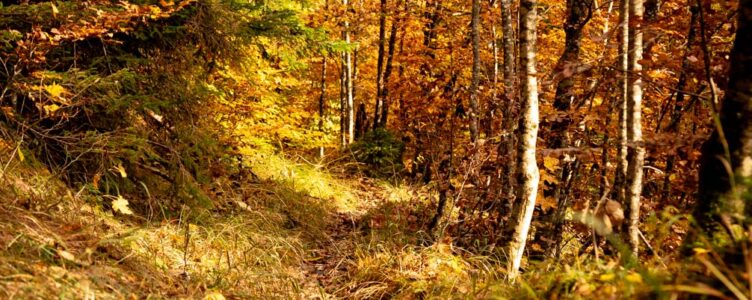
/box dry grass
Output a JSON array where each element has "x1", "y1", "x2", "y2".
[
  {"x1": 0, "y1": 145, "x2": 342, "y2": 299},
  {"x1": 0, "y1": 143, "x2": 742, "y2": 299}
]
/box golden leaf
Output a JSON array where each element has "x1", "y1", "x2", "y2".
[
  {"x1": 50, "y1": 3, "x2": 59, "y2": 17},
  {"x1": 17, "y1": 148, "x2": 24, "y2": 162},
  {"x1": 112, "y1": 195, "x2": 133, "y2": 215},
  {"x1": 543, "y1": 156, "x2": 559, "y2": 171},
  {"x1": 44, "y1": 84, "x2": 66, "y2": 98},
  {"x1": 203, "y1": 292, "x2": 226, "y2": 300},
  {"x1": 599, "y1": 273, "x2": 616, "y2": 281},
  {"x1": 44, "y1": 104, "x2": 61, "y2": 113},
  {"x1": 626, "y1": 273, "x2": 643, "y2": 283},
  {"x1": 114, "y1": 163, "x2": 127, "y2": 178}
]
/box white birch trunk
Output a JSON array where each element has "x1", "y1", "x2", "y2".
[
  {"x1": 343, "y1": 0, "x2": 354, "y2": 145},
  {"x1": 507, "y1": 0, "x2": 539, "y2": 282},
  {"x1": 615, "y1": 0, "x2": 629, "y2": 204},
  {"x1": 626, "y1": 0, "x2": 644, "y2": 258}
]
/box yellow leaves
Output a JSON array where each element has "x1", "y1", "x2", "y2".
[
  {"x1": 540, "y1": 156, "x2": 560, "y2": 186},
  {"x1": 44, "y1": 83, "x2": 66, "y2": 99},
  {"x1": 599, "y1": 273, "x2": 616, "y2": 281},
  {"x1": 693, "y1": 247, "x2": 710, "y2": 255},
  {"x1": 625, "y1": 272, "x2": 643, "y2": 283},
  {"x1": 50, "y1": 2, "x2": 59, "y2": 18},
  {"x1": 543, "y1": 156, "x2": 559, "y2": 171},
  {"x1": 112, "y1": 195, "x2": 134, "y2": 215},
  {"x1": 43, "y1": 104, "x2": 61, "y2": 114},
  {"x1": 203, "y1": 292, "x2": 226, "y2": 300},
  {"x1": 17, "y1": 147, "x2": 25, "y2": 162},
  {"x1": 42, "y1": 84, "x2": 70, "y2": 114},
  {"x1": 113, "y1": 163, "x2": 127, "y2": 178},
  {"x1": 598, "y1": 271, "x2": 642, "y2": 285}
]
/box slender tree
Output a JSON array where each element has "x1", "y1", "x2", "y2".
[
  {"x1": 625, "y1": 0, "x2": 645, "y2": 257},
  {"x1": 535, "y1": 0, "x2": 593, "y2": 259},
  {"x1": 379, "y1": 0, "x2": 400, "y2": 127},
  {"x1": 659, "y1": 4, "x2": 698, "y2": 203},
  {"x1": 507, "y1": 0, "x2": 539, "y2": 282},
  {"x1": 374, "y1": 0, "x2": 387, "y2": 128},
  {"x1": 469, "y1": 0, "x2": 481, "y2": 142},
  {"x1": 319, "y1": 55, "x2": 328, "y2": 158},
  {"x1": 614, "y1": 0, "x2": 629, "y2": 204},
  {"x1": 342, "y1": 0, "x2": 355, "y2": 145},
  {"x1": 498, "y1": 0, "x2": 517, "y2": 227}
]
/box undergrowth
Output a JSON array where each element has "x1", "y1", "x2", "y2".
[{"x1": 0, "y1": 140, "x2": 745, "y2": 299}]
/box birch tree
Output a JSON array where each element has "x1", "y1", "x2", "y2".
[
  {"x1": 507, "y1": 0, "x2": 539, "y2": 282},
  {"x1": 625, "y1": 0, "x2": 645, "y2": 257},
  {"x1": 342, "y1": 0, "x2": 355, "y2": 145},
  {"x1": 614, "y1": 0, "x2": 629, "y2": 205}
]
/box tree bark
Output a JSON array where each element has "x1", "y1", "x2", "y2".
[
  {"x1": 614, "y1": 0, "x2": 629, "y2": 204},
  {"x1": 485, "y1": 24, "x2": 499, "y2": 138},
  {"x1": 379, "y1": 1, "x2": 400, "y2": 128},
  {"x1": 659, "y1": 4, "x2": 698, "y2": 204},
  {"x1": 625, "y1": 0, "x2": 645, "y2": 258},
  {"x1": 507, "y1": 0, "x2": 539, "y2": 282},
  {"x1": 374, "y1": 0, "x2": 387, "y2": 128},
  {"x1": 319, "y1": 55, "x2": 328, "y2": 158},
  {"x1": 340, "y1": 51, "x2": 347, "y2": 148},
  {"x1": 469, "y1": 0, "x2": 481, "y2": 142},
  {"x1": 534, "y1": 0, "x2": 592, "y2": 259},
  {"x1": 695, "y1": 0, "x2": 752, "y2": 237},
  {"x1": 497, "y1": 0, "x2": 517, "y2": 233},
  {"x1": 344, "y1": 0, "x2": 355, "y2": 145}
]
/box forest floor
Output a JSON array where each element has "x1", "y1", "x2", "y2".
[
  {"x1": 0, "y1": 147, "x2": 690, "y2": 299},
  {"x1": 0, "y1": 148, "x2": 504, "y2": 299}
]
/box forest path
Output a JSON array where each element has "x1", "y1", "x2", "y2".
[{"x1": 299, "y1": 176, "x2": 391, "y2": 299}]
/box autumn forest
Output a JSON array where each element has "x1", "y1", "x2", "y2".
[{"x1": 0, "y1": 0, "x2": 751, "y2": 298}]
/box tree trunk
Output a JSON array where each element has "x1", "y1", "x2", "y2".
[
  {"x1": 507, "y1": 0, "x2": 539, "y2": 282},
  {"x1": 643, "y1": 0, "x2": 660, "y2": 56},
  {"x1": 534, "y1": 0, "x2": 592, "y2": 259},
  {"x1": 319, "y1": 55, "x2": 328, "y2": 158},
  {"x1": 397, "y1": 2, "x2": 408, "y2": 127},
  {"x1": 469, "y1": 0, "x2": 481, "y2": 142},
  {"x1": 374, "y1": 0, "x2": 387, "y2": 128},
  {"x1": 484, "y1": 24, "x2": 499, "y2": 138},
  {"x1": 659, "y1": 4, "x2": 698, "y2": 204},
  {"x1": 340, "y1": 51, "x2": 347, "y2": 148},
  {"x1": 497, "y1": 0, "x2": 517, "y2": 234},
  {"x1": 355, "y1": 102, "x2": 368, "y2": 139},
  {"x1": 342, "y1": 0, "x2": 355, "y2": 145},
  {"x1": 614, "y1": 0, "x2": 629, "y2": 204},
  {"x1": 379, "y1": 1, "x2": 400, "y2": 128},
  {"x1": 625, "y1": 0, "x2": 645, "y2": 258},
  {"x1": 695, "y1": 0, "x2": 752, "y2": 237}
]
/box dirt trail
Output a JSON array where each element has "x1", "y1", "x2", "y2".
[{"x1": 301, "y1": 178, "x2": 387, "y2": 299}]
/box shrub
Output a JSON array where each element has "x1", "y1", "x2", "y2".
[{"x1": 350, "y1": 128, "x2": 404, "y2": 177}]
